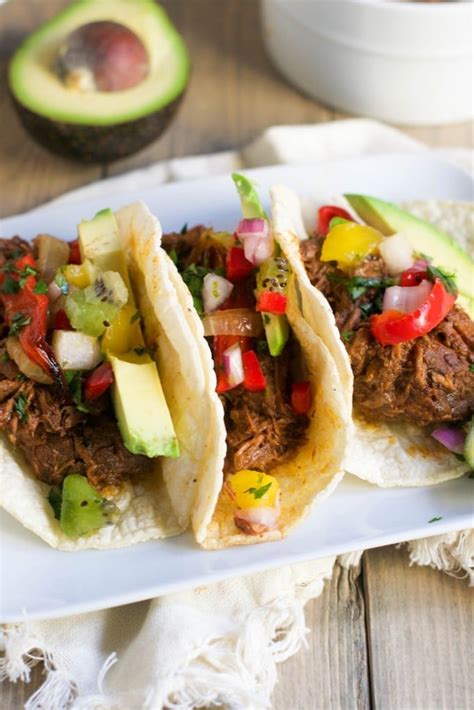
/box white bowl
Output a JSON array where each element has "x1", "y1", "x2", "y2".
[{"x1": 261, "y1": 0, "x2": 473, "y2": 126}]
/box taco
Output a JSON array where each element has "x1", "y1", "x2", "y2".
[
  {"x1": 160, "y1": 174, "x2": 350, "y2": 549},
  {"x1": 0, "y1": 201, "x2": 213, "y2": 549},
  {"x1": 270, "y1": 185, "x2": 474, "y2": 487}
]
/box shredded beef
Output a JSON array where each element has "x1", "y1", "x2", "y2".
[
  {"x1": 163, "y1": 226, "x2": 309, "y2": 474},
  {"x1": 0, "y1": 378, "x2": 152, "y2": 487},
  {"x1": 221, "y1": 346, "x2": 308, "y2": 474},
  {"x1": 299, "y1": 235, "x2": 474, "y2": 427},
  {"x1": 348, "y1": 307, "x2": 474, "y2": 426}
]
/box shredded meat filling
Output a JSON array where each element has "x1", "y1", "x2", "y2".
[
  {"x1": 300, "y1": 235, "x2": 474, "y2": 427},
  {"x1": 162, "y1": 228, "x2": 309, "y2": 474},
  {"x1": 221, "y1": 347, "x2": 308, "y2": 474}
]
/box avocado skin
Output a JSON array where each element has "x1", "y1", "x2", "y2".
[{"x1": 10, "y1": 89, "x2": 184, "y2": 163}]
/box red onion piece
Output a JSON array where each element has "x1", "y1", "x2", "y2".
[
  {"x1": 202, "y1": 273, "x2": 234, "y2": 313},
  {"x1": 234, "y1": 505, "x2": 280, "y2": 532},
  {"x1": 431, "y1": 427, "x2": 466, "y2": 454},
  {"x1": 223, "y1": 342, "x2": 244, "y2": 387},
  {"x1": 412, "y1": 259, "x2": 429, "y2": 271},
  {"x1": 236, "y1": 218, "x2": 273, "y2": 266},
  {"x1": 383, "y1": 280, "x2": 432, "y2": 314},
  {"x1": 236, "y1": 218, "x2": 268, "y2": 237}
]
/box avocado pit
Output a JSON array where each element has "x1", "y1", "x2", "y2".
[{"x1": 56, "y1": 21, "x2": 150, "y2": 92}]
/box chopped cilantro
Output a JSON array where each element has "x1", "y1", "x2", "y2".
[
  {"x1": 169, "y1": 248, "x2": 178, "y2": 266},
  {"x1": 14, "y1": 393, "x2": 29, "y2": 423},
  {"x1": 64, "y1": 370, "x2": 89, "y2": 413},
  {"x1": 328, "y1": 273, "x2": 394, "y2": 301},
  {"x1": 180, "y1": 223, "x2": 189, "y2": 235},
  {"x1": 130, "y1": 311, "x2": 141, "y2": 324},
  {"x1": 427, "y1": 265, "x2": 458, "y2": 296},
  {"x1": 469, "y1": 364, "x2": 474, "y2": 373},
  {"x1": 15, "y1": 372, "x2": 27, "y2": 382},
  {"x1": 2, "y1": 277, "x2": 20, "y2": 294},
  {"x1": 245, "y1": 482, "x2": 272, "y2": 500},
  {"x1": 48, "y1": 486, "x2": 62, "y2": 520},
  {"x1": 428, "y1": 516, "x2": 442, "y2": 523},
  {"x1": 9, "y1": 313, "x2": 32, "y2": 336},
  {"x1": 181, "y1": 264, "x2": 215, "y2": 316},
  {"x1": 255, "y1": 339, "x2": 269, "y2": 355},
  {"x1": 0, "y1": 353, "x2": 10, "y2": 362},
  {"x1": 33, "y1": 280, "x2": 48, "y2": 295},
  {"x1": 341, "y1": 330, "x2": 354, "y2": 342},
  {"x1": 18, "y1": 265, "x2": 38, "y2": 288}
]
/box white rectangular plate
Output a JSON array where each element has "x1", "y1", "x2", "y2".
[{"x1": 1, "y1": 154, "x2": 472, "y2": 622}]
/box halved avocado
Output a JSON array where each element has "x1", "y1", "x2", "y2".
[{"x1": 8, "y1": 0, "x2": 190, "y2": 163}]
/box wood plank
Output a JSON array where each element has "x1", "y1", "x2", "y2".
[
  {"x1": 273, "y1": 562, "x2": 370, "y2": 710},
  {"x1": 364, "y1": 545, "x2": 473, "y2": 710},
  {"x1": 0, "y1": 0, "x2": 101, "y2": 219}
]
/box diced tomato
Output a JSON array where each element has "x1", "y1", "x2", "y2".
[
  {"x1": 256, "y1": 291, "x2": 287, "y2": 315},
  {"x1": 3, "y1": 287, "x2": 62, "y2": 380},
  {"x1": 68, "y1": 239, "x2": 82, "y2": 265},
  {"x1": 213, "y1": 334, "x2": 251, "y2": 393},
  {"x1": 242, "y1": 350, "x2": 266, "y2": 392},
  {"x1": 226, "y1": 247, "x2": 254, "y2": 282},
  {"x1": 370, "y1": 278, "x2": 455, "y2": 346},
  {"x1": 317, "y1": 206, "x2": 353, "y2": 236},
  {"x1": 400, "y1": 266, "x2": 428, "y2": 287},
  {"x1": 54, "y1": 309, "x2": 72, "y2": 331},
  {"x1": 291, "y1": 382, "x2": 311, "y2": 414},
  {"x1": 84, "y1": 362, "x2": 114, "y2": 401}
]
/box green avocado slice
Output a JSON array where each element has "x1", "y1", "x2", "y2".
[
  {"x1": 345, "y1": 194, "x2": 474, "y2": 317},
  {"x1": 9, "y1": 0, "x2": 189, "y2": 126}
]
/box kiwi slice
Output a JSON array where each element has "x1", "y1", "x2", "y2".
[
  {"x1": 65, "y1": 270, "x2": 128, "y2": 337},
  {"x1": 56, "y1": 474, "x2": 108, "y2": 537}
]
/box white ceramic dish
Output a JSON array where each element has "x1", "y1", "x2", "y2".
[
  {"x1": 261, "y1": 0, "x2": 473, "y2": 125},
  {"x1": 1, "y1": 154, "x2": 472, "y2": 623}
]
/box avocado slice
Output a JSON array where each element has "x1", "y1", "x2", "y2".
[
  {"x1": 8, "y1": 0, "x2": 189, "y2": 163},
  {"x1": 232, "y1": 172, "x2": 268, "y2": 219},
  {"x1": 109, "y1": 352, "x2": 179, "y2": 458},
  {"x1": 79, "y1": 208, "x2": 179, "y2": 458},
  {"x1": 345, "y1": 194, "x2": 474, "y2": 316}
]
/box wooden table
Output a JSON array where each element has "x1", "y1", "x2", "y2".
[{"x1": 1, "y1": 2, "x2": 472, "y2": 709}]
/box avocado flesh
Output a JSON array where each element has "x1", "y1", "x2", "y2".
[
  {"x1": 345, "y1": 194, "x2": 474, "y2": 317},
  {"x1": 79, "y1": 209, "x2": 179, "y2": 458},
  {"x1": 8, "y1": 0, "x2": 189, "y2": 162},
  {"x1": 262, "y1": 313, "x2": 290, "y2": 357}
]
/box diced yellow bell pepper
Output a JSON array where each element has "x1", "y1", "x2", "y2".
[
  {"x1": 321, "y1": 222, "x2": 382, "y2": 271},
  {"x1": 101, "y1": 304, "x2": 143, "y2": 355},
  {"x1": 63, "y1": 262, "x2": 95, "y2": 289},
  {"x1": 228, "y1": 470, "x2": 279, "y2": 509}
]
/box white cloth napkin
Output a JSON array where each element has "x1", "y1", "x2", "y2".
[{"x1": 1, "y1": 119, "x2": 473, "y2": 710}]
